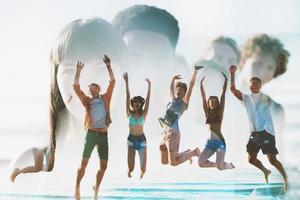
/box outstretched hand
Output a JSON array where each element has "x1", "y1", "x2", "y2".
[
  {"x1": 76, "y1": 61, "x2": 84, "y2": 71},
  {"x1": 229, "y1": 65, "x2": 237, "y2": 74},
  {"x1": 222, "y1": 72, "x2": 228, "y2": 81},
  {"x1": 195, "y1": 65, "x2": 204, "y2": 71},
  {"x1": 123, "y1": 72, "x2": 128, "y2": 82},
  {"x1": 103, "y1": 55, "x2": 111, "y2": 66},
  {"x1": 173, "y1": 75, "x2": 182, "y2": 80},
  {"x1": 145, "y1": 78, "x2": 151, "y2": 84}
]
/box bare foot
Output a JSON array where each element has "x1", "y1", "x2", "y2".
[
  {"x1": 75, "y1": 187, "x2": 80, "y2": 200},
  {"x1": 264, "y1": 169, "x2": 271, "y2": 184},
  {"x1": 92, "y1": 185, "x2": 99, "y2": 200},
  {"x1": 10, "y1": 168, "x2": 20, "y2": 182},
  {"x1": 230, "y1": 162, "x2": 235, "y2": 169},
  {"x1": 128, "y1": 171, "x2": 132, "y2": 178},
  {"x1": 284, "y1": 178, "x2": 288, "y2": 192},
  {"x1": 225, "y1": 162, "x2": 235, "y2": 169},
  {"x1": 140, "y1": 171, "x2": 145, "y2": 179}
]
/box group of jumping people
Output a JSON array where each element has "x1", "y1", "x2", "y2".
[{"x1": 10, "y1": 55, "x2": 288, "y2": 200}]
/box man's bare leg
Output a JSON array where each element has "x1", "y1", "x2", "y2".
[
  {"x1": 93, "y1": 159, "x2": 107, "y2": 200},
  {"x1": 248, "y1": 153, "x2": 271, "y2": 183},
  {"x1": 75, "y1": 158, "x2": 89, "y2": 200},
  {"x1": 267, "y1": 154, "x2": 288, "y2": 191}
]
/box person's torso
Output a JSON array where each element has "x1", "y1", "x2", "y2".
[
  {"x1": 208, "y1": 123, "x2": 223, "y2": 139},
  {"x1": 167, "y1": 98, "x2": 187, "y2": 117},
  {"x1": 246, "y1": 93, "x2": 275, "y2": 135},
  {"x1": 128, "y1": 114, "x2": 145, "y2": 135},
  {"x1": 89, "y1": 98, "x2": 107, "y2": 128}
]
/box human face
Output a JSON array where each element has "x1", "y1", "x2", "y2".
[
  {"x1": 208, "y1": 98, "x2": 219, "y2": 110},
  {"x1": 241, "y1": 53, "x2": 277, "y2": 85},
  {"x1": 132, "y1": 101, "x2": 142, "y2": 111},
  {"x1": 57, "y1": 61, "x2": 121, "y2": 120},
  {"x1": 249, "y1": 79, "x2": 262, "y2": 93},
  {"x1": 205, "y1": 42, "x2": 238, "y2": 70},
  {"x1": 174, "y1": 86, "x2": 186, "y2": 99},
  {"x1": 88, "y1": 84, "x2": 100, "y2": 98},
  {"x1": 123, "y1": 30, "x2": 175, "y2": 97}
]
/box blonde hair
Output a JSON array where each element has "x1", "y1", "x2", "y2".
[
  {"x1": 47, "y1": 18, "x2": 127, "y2": 170},
  {"x1": 239, "y1": 34, "x2": 290, "y2": 78}
]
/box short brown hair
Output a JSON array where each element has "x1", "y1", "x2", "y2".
[
  {"x1": 89, "y1": 83, "x2": 100, "y2": 90},
  {"x1": 239, "y1": 34, "x2": 290, "y2": 78},
  {"x1": 175, "y1": 81, "x2": 187, "y2": 93}
]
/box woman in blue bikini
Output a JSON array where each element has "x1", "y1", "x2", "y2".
[
  {"x1": 198, "y1": 72, "x2": 235, "y2": 170},
  {"x1": 123, "y1": 73, "x2": 151, "y2": 178}
]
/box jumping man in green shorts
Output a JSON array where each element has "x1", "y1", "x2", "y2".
[{"x1": 74, "y1": 55, "x2": 115, "y2": 200}]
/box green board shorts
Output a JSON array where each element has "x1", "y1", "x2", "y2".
[{"x1": 82, "y1": 129, "x2": 108, "y2": 160}]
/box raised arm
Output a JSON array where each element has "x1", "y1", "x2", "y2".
[
  {"x1": 103, "y1": 55, "x2": 116, "y2": 102},
  {"x1": 143, "y1": 78, "x2": 151, "y2": 118},
  {"x1": 73, "y1": 61, "x2": 88, "y2": 106},
  {"x1": 200, "y1": 76, "x2": 208, "y2": 115},
  {"x1": 123, "y1": 72, "x2": 131, "y2": 117},
  {"x1": 229, "y1": 65, "x2": 243, "y2": 101},
  {"x1": 219, "y1": 72, "x2": 228, "y2": 117},
  {"x1": 183, "y1": 65, "x2": 203, "y2": 105},
  {"x1": 170, "y1": 75, "x2": 181, "y2": 98}
]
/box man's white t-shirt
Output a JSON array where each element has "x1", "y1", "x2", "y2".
[{"x1": 241, "y1": 92, "x2": 275, "y2": 136}]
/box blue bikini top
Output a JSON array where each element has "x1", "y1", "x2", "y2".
[{"x1": 129, "y1": 114, "x2": 145, "y2": 126}]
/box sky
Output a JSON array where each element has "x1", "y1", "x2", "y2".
[{"x1": 0, "y1": 0, "x2": 299, "y2": 98}]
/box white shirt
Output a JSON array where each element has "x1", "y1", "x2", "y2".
[{"x1": 241, "y1": 93, "x2": 275, "y2": 136}]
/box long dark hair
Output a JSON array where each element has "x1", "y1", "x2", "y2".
[
  {"x1": 205, "y1": 96, "x2": 221, "y2": 124},
  {"x1": 130, "y1": 96, "x2": 145, "y2": 115}
]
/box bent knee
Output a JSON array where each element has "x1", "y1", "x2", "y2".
[
  {"x1": 198, "y1": 162, "x2": 206, "y2": 168},
  {"x1": 248, "y1": 157, "x2": 256, "y2": 164},
  {"x1": 268, "y1": 158, "x2": 278, "y2": 166},
  {"x1": 169, "y1": 158, "x2": 178, "y2": 166},
  {"x1": 101, "y1": 164, "x2": 108, "y2": 171},
  {"x1": 161, "y1": 159, "x2": 169, "y2": 165}
]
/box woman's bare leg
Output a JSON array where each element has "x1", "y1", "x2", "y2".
[
  {"x1": 160, "y1": 144, "x2": 169, "y2": 165},
  {"x1": 169, "y1": 148, "x2": 200, "y2": 166},
  {"x1": 138, "y1": 148, "x2": 147, "y2": 178},
  {"x1": 10, "y1": 148, "x2": 44, "y2": 182},
  {"x1": 178, "y1": 149, "x2": 192, "y2": 164},
  {"x1": 198, "y1": 148, "x2": 216, "y2": 168},
  {"x1": 127, "y1": 147, "x2": 136, "y2": 178},
  {"x1": 216, "y1": 150, "x2": 235, "y2": 170}
]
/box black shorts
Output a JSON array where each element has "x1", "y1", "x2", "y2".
[{"x1": 246, "y1": 130, "x2": 278, "y2": 155}]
